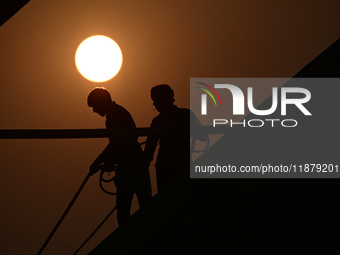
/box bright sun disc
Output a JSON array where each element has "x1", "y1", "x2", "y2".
[{"x1": 75, "y1": 35, "x2": 123, "y2": 82}]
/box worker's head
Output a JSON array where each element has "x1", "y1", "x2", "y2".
[
  {"x1": 87, "y1": 87, "x2": 112, "y2": 116},
  {"x1": 151, "y1": 84, "x2": 175, "y2": 112}
]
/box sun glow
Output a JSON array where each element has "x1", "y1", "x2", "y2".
[{"x1": 75, "y1": 35, "x2": 123, "y2": 83}]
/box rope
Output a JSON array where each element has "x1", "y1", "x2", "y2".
[
  {"x1": 100, "y1": 170, "x2": 117, "y2": 195},
  {"x1": 37, "y1": 140, "x2": 142, "y2": 254},
  {"x1": 37, "y1": 173, "x2": 91, "y2": 255},
  {"x1": 73, "y1": 206, "x2": 117, "y2": 255}
]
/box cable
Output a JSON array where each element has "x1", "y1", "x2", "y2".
[
  {"x1": 37, "y1": 142, "x2": 144, "y2": 254},
  {"x1": 37, "y1": 173, "x2": 91, "y2": 255},
  {"x1": 73, "y1": 206, "x2": 117, "y2": 255},
  {"x1": 99, "y1": 170, "x2": 117, "y2": 195}
]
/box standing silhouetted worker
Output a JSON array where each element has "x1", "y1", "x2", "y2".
[
  {"x1": 87, "y1": 87, "x2": 152, "y2": 226},
  {"x1": 144, "y1": 84, "x2": 206, "y2": 193}
]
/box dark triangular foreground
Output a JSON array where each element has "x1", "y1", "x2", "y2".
[
  {"x1": 0, "y1": 0, "x2": 30, "y2": 27},
  {"x1": 90, "y1": 38, "x2": 340, "y2": 254}
]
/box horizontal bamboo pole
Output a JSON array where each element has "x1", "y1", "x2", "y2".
[{"x1": 0, "y1": 126, "x2": 227, "y2": 139}]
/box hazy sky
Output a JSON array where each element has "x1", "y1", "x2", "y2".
[{"x1": 0, "y1": 0, "x2": 339, "y2": 254}]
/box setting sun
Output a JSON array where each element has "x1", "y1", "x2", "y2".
[{"x1": 75, "y1": 35, "x2": 123, "y2": 83}]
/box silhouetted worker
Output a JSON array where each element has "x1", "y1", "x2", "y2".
[
  {"x1": 144, "y1": 84, "x2": 207, "y2": 193},
  {"x1": 87, "y1": 87, "x2": 152, "y2": 226}
]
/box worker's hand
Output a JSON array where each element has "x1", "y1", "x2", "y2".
[
  {"x1": 89, "y1": 159, "x2": 102, "y2": 176},
  {"x1": 101, "y1": 161, "x2": 116, "y2": 173}
]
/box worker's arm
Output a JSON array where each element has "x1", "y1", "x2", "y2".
[
  {"x1": 144, "y1": 118, "x2": 160, "y2": 166},
  {"x1": 190, "y1": 110, "x2": 208, "y2": 142},
  {"x1": 89, "y1": 143, "x2": 115, "y2": 175}
]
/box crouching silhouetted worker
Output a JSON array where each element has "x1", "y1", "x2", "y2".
[
  {"x1": 87, "y1": 87, "x2": 152, "y2": 226},
  {"x1": 144, "y1": 84, "x2": 207, "y2": 193}
]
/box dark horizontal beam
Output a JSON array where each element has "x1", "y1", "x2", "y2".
[
  {"x1": 0, "y1": 128, "x2": 150, "y2": 139},
  {"x1": 0, "y1": 126, "x2": 227, "y2": 139}
]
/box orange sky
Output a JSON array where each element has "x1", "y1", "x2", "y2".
[{"x1": 0, "y1": 0, "x2": 339, "y2": 254}]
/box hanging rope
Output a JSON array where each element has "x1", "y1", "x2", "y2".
[
  {"x1": 37, "y1": 173, "x2": 91, "y2": 255},
  {"x1": 37, "y1": 140, "x2": 146, "y2": 254},
  {"x1": 36, "y1": 172, "x2": 119, "y2": 255},
  {"x1": 73, "y1": 206, "x2": 117, "y2": 255}
]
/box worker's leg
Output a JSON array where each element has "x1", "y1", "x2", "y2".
[{"x1": 116, "y1": 186, "x2": 134, "y2": 226}]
